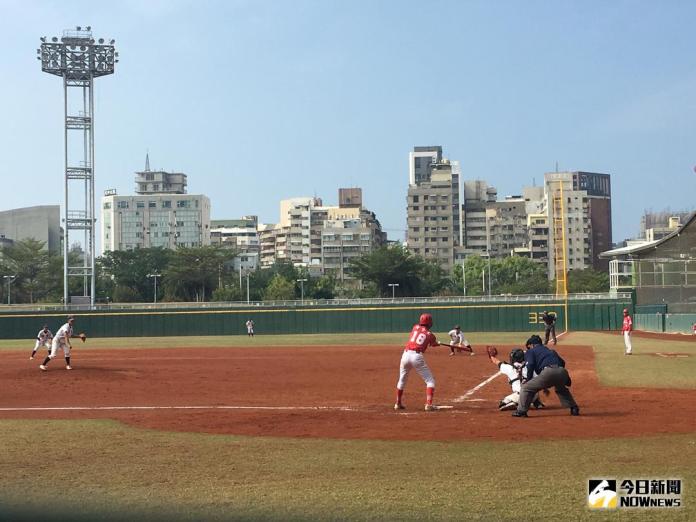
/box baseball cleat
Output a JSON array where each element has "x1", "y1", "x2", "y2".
[
  {"x1": 30, "y1": 356, "x2": 34, "y2": 360},
  {"x1": 511, "y1": 411, "x2": 528, "y2": 417},
  {"x1": 393, "y1": 403, "x2": 405, "y2": 410},
  {"x1": 424, "y1": 404, "x2": 438, "y2": 412},
  {"x1": 39, "y1": 365, "x2": 47, "y2": 371},
  {"x1": 449, "y1": 352, "x2": 455, "y2": 356},
  {"x1": 570, "y1": 406, "x2": 580, "y2": 416},
  {"x1": 66, "y1": 365, "x2": 73, "y2": 370},
  {"x1": 499, "y1": 402, "x2": 517, "y2": 411}
]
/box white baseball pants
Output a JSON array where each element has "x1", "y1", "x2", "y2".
[
  {"x1": 49, "y1": 337, "x2": 71, "y2": 359},
  {"x1": 397, "y1": 350, "x2": 435, "y2": 390},
  {"x1": 623, "y1": 331, "x2": 632, "y2": 354}
]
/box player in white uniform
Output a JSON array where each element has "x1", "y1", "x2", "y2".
[
  {"x1": 487, "y1": 347, "x2": 544, "y2": 411},
  {"x1": 30, "y1": 325, "x2": 53, "y2": 360},
  {"x1": 246, "y1": 319, "x2": 255, "y2": 337},
  {"x1": 39, "y1": 316, "x2": 77, "y2": 371},
  {"x1": 447, "y1": 325, "x2": 474, "y2": 356}
]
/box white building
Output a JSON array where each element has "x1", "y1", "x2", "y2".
[{"x1": 101, "y1": 190, "x2": 210, "y2": 252}]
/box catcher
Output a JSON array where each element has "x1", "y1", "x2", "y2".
[
  {"x1": 486, "y1": 345, "x2": 544, "y2": 411},
  {"x1": 446, "y1": 325, "x2": 474, "y2": 356},
  {"x1": 39, "y1": 315, "x2": 87, "y2": 371}
]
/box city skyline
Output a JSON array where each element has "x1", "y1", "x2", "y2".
[{"x1": 2, "y1": 1, "x2": 696, "y2": 247}]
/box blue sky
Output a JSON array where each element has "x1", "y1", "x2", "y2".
[{"x1": 2, "y1": 0, "x2": 695, "y2": 251}]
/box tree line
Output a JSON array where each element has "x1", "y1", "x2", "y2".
[{"x1": 0, "y1": 239, "x2": 608, "y2": 304}]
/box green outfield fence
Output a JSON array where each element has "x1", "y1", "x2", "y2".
[{"x1": 0, "y1": 294, "x2": 631, "y2": 339}]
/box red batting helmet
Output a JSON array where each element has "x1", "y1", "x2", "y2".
[{"x1": 419, "y1": 313, "x2": 433, "y2": 328}]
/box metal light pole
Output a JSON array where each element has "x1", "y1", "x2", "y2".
[
  {"x1": 297, "y1": 278, "x2": 308, "y2": 304},
  {"x1": 388, "y1": 283, "x2": 399, "y2": 299},
  {"x1": 38, "y1": 27, "x2": 117, "y2": 307},
  {"x1": 146, "y1": 273, "x2": 161, "y2": 304},
  {"x1": 246, "y1": 274, "x2": 250, "y2": 303},
  {"x1": 4, "y1": 276, "x2": 16, "y2": 305}
]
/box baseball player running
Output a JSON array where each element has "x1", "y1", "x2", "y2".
[
  {"x1": 395, "y1": 313, "x2": 445, "y2": 412},
  {"x1": 486, "y1": 346, "x2": 544, "y2": 411},
  {"x1": 621, "y1": 308, "x2": 632, "y2": 355},
  {"x1": 447, "y1": 325, "x2": 474, "y2": 356},
  {"x1": 30, "y1": 325, "x2": 53, "y2": 360},
  {"x1": 39, "y1": 315, "x2": 85, "y2": 371}
]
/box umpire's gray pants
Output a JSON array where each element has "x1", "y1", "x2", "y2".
[{"x1": 517, "y1": 367, "x2": 577, "y2": 414}]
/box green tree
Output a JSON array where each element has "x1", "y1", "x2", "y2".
[
  {"x1": 1, "y1": 239, "x2": 49, "y2": 303},
  {"x1": 566, "y1": 269, "x2": 609, "y2": 293},
  {"x1": 162, "y1": 246, "x2": 232, "y2": 302},
  {"x1": 349, "y1": 245, "x2": 429, "y2": 297},
  {"x1": 264, "y1": 274, "x2": 295, "y2": 300}
]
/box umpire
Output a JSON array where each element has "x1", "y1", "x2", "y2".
[
  {"x1": 542, "y1": 310, "x2": 557, "y2": 345},
  {"x1": 512, "y1": 335, "x2": 579, "y2": 417}
]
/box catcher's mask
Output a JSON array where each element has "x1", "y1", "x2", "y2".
[
  {"x1": 419, "y1": 313, "x2": 433, "y2": 328},
  {"x1": 509, "y1": 348, "x2": 525, "y2": 364}
]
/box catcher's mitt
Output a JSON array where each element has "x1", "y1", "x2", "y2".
[
  {"x1": 486, "y1": 345, "x2": 498, "y2": 357},
  {"x1": 79, "y1": 333, "x2": 87, "y2": 343}
]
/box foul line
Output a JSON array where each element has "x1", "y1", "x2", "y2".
[
  {"x1": 451, "y1": 332, "x2": 569, "y2": 403},
  {"x1": 452, "y1": 372, "x2": 502, "y2": 403},
  {"x1": 0, "y1": 405, "x2": 357, "y2": 412}
]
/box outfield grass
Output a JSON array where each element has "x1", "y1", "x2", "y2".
[
  {"x1": 569, "y1": 332, "x2": 696, "y2": 389},
  {"x1": 0, "y1": 419, "x2": 694, "y2": 522}
]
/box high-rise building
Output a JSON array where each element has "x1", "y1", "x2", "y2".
[
  {"x1": 406, "y1": 147, "x2": 461, "y2": 272},
  {"x1": 134, "y1": 154, "x2": 187, "y2": 195},
  {"x1": 101, "y1": 161, "x2": 210, "y2": 252},
  {"x1": 210, "y1": 216, "x2": 259, "y2": 271},
  {"x1": 485, "y1": 196, "x2": 528, "y2": 258},
  {"x1": 460, "y1": 180, "x2": 498, "y2": 257},
  {"x1": 259, "y1": 189, "x2": 385, "y2": 276},
  {"x1": 0, "y1": 205, "x2": 62, "y2": 253},
  {"x1": 572, "y1": 171, "x2": 612, "y2": 271},
  {"x1": 544, "y1": 172, "x2": 593, "y2": 278}
]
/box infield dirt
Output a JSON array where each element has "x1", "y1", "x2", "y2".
[{"x1": 2, "y1": 343, "x2": 694, "y2": 441}]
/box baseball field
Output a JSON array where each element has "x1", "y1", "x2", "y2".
[{"x1": 1, "y1": 331, "x2": 695, "y2": 521}]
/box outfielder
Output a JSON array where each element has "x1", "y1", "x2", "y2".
[
  {"x1": 447, "y1": 325, "x2": 474, "y2": 356},
  {"x1": 246, "y1": 319, "x2": 255, "y2": 337},
  {"x1": 486, "y1": 346, "x2": 544, "y2": 411},
  {"x1": 394, "y1": 313, "x2": 443, "y2": 412},
  {"x1": 39, "y1": 315, "x2": 86, "y2": 371},
  {"x1": 621, "y1": 308, "x2": 632, "y2": 355},
  {"x1": 30, "y1": 325, "x2": 53, "y2": 360}
]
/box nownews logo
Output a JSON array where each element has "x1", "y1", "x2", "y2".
[{"x1": 588, "y1": 478, "x2": 682, "y2": 510}]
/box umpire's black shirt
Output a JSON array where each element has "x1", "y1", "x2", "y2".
[{"x1": 524, "y1": 343, "x2": 565, "y2": 378}]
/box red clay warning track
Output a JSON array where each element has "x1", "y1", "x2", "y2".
[{"x1": 1, "y1": 343, "x2": 694, "y2": 441}]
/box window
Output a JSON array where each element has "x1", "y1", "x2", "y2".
[
  {"x1": 153, "y1": 184, "x2": 160, "y2": 191},
  {"x1": 162, "y1": 201, "x2": 172, "y2": 208},
  {"x1": 136, "y1": 201, "x2": 145, "y2": 208},
  {"x1": 103, "y1": 202, "x2": 111, "y2": 210},
  {"x1": 149, "y1": 201, "x2": 156, "y2": 208},
  {"x1": 117, "y1": 201, "x2": 128, "y2": 209},
  {"x1": 412, "y1": 195, "x2": 419, "y2": 203},
  {"x1": 176, "y1": 200, "x2": 190, "y2": 208},
  {"x1": 176, "y1": 220, "x2": 184, "y2": 227}
]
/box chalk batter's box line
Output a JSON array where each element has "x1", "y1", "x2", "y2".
[{"x1": 0, "y1": 303, "x2": 567, "y2": 319}]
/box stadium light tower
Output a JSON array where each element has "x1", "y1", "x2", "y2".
[{"x1": 38, "y1": 26, "x2": 118, "y2": 307}]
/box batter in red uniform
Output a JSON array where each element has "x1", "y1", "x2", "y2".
[{"x1": 394, "y1": 313, "x2": 442, "y2": 412}]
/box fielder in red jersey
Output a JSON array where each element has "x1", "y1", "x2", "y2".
[{"x1": 394, "y1": 313, "x2": 442, "y2": 412}]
